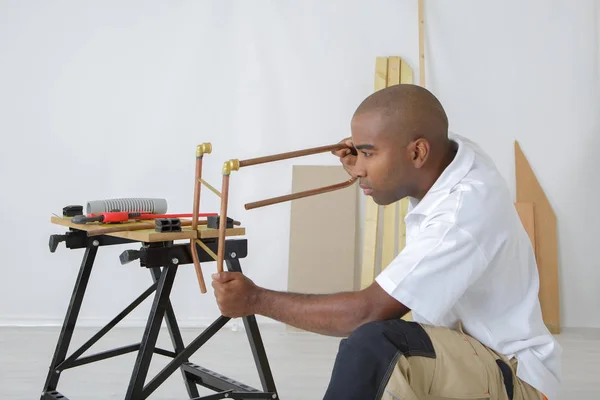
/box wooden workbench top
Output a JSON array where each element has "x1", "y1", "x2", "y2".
[{"x1": 50, "y1": 216, "x2": 246, "y2": 243}]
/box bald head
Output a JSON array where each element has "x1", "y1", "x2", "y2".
[
  {"x1": 354, "y1": 84, "x2": 449, "y2": 146},
  {"x1": 349, "y1": 84, "x2": 457, "y2": 204}
]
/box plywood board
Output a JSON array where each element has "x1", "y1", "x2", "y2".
[
  {"x1": 515, "y1": 202, "x2": 536, "y2": 251},
  {"x1": 288, "y1": 166, "x2": 358, "y2": 296},
  {"x1": 515, "y1": 141, "x2": 560, "y2": 333}
]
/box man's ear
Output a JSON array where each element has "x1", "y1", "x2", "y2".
[{"x1": 408, "y1": 138, "x2": 429, "y2": 168}]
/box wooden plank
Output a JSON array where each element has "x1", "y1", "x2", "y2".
[
  {"x1": 399, "y1": 57, "x2": 415, "y2": 321},
  {"x1": 397, "y1": 198, "x2": 409, "y2": 252},
  {"x1": 381, "y1": 203, "x2": 397, "y2": 269},
  {"x1": 397, "y1": 58, "x2": 414, "y2": 255},
  {"x1": 374, "y1": 57, "x2": 388, "y2": 92},
  {"x1": 400, "y1": 59, "x2": 414, "y2": 85},
  {"x1": 50, "y1": 216, "x2": 245, "y2": 242},
  {"x1": 514, "y1": 141, "x2": 560, "y2": 334},
  {"x1": 361, "y1": 197, "x2": 380, "y2": 289},
  {"x1": 387, "y1": 56, "x2": 401, "y2": 86},
  {"x1": 515, "y1": 202, "x2": 536, "y2": 251},
  {"x1": 360, "y1": 57, "x2": 388, "y2": 289},
  {"x1": 380, "y1": 57, "x2": 402, "y2": 269}
]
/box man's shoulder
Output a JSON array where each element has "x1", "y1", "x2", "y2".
[
  {"x1": 424, "y1": 138, "x2": 523, "y2": 258},
  {"x1": 411, "y1": 133, "x2": 522, "y2": 248}
]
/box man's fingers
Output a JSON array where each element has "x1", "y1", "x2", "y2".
[
  {"x1": 332, "y1": 138, "x2": 355, "y2": 157},
  {"x1": 212, "y1": 271, "x2": 238, "y2": 283},
  {"x1": 333, "y1": 148, "x2": 350, "y2": 158}
]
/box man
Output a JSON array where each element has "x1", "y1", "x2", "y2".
[{"x1": 211, "y1": 84, "x2": 562, "y2": 399}]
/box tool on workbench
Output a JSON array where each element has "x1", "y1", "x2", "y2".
[
  {"x1": 62, "y1": 205, "x2": 83, "y2": 217},
  {"x1": 71, "y1": 211, "x2": 217, "y2": 225},
  {"x1": 155, "y1": 218, "x2": 182, "y2": 232},
  {"x1": 207, "y1": 215, "x2": 235, "y2": 229},
  {"x1": 86, "y1": 198, "x2": 168, "y2": 214}
]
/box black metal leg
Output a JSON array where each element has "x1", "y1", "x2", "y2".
[
  {"x1": 149, "y1": 267, "x2": 200, "y2": 399},
  {"x1": 41, "y1": 244, "x2": 98, "y2": 398},
  {"x1": 125, "y1": 265, "x2": 178, "y2": 400},
  {"x1": 40, "y1": 234, "x2": 277, "y2": 399},
  {"x1": 141, "y1": 315, "x2": 231, "y2": 399},
  {"x1": 227, "y1": 259, "x2": 279, "y2": 396}
]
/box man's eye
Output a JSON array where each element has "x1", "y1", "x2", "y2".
[{"x1": 362, "y1": 151, "x2": 372, "y2": 157}]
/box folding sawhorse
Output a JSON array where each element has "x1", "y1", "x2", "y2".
[{"x1": 40, "y1": 216, "x2": 279, "y2": 400}]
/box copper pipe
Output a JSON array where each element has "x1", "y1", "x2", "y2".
[
  {"x1": 190, "y1": 143, "x2": 212, "y2": 294},
  {"x1": 216, "y1": 173, "x2": 231, "y2": 274},
  {"x1": 238, "y1": 143, "x2": 347, "y2": 168},
  {"x1": 214, "y1": 142, "x2": 355, "y2": 271},
  {"x1": 245, "y1": 177, "x2": 357, "y2": 210}
]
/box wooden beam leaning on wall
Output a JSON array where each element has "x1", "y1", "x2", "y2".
[
  {"x1": 381, "y1": 57, "x2": 401, "y2": 271},
  {"x1": 515, "y1": 141, "x2": 560, "y2": 334},
  {"x1": 359, "y1": 57, "x2": 387, "y2": 289},
  {"x1": 360, "y1": 56, "x2": 414, "y2": 321}
]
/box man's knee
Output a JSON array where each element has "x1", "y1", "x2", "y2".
[
  {"x1": 344, "y1": 320, "x2": 391, "y2": 346},
  {"x1": 337, "y1": 320, "x2": 397, "y2": 361},
  {"x1": 341, "y1": 319, "x2": 436, "y2": 360},
  {"x1": 324, "y1": 319, "x2": 436, "y2": 400}
]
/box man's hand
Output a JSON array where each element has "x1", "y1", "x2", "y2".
[
  {"x1": 331, "y1": 137, "x2": 358, "y2": 177},
  {"x1": 212, "y1": 272, "x2": 261, "y2": 318}
]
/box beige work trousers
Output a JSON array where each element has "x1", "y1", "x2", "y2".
[{"x1": 383, "y1": 323, "x2": 547, "y2": 400}]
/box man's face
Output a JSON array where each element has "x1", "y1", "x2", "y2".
[{"x1": 350, "y1": 111, "x2": 415, "y2": 205}]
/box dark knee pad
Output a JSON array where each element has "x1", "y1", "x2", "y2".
[{"x1": 323, "y1": 319, "x2": 435, "y2": 400}]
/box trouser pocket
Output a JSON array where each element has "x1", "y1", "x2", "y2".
[{"x1": 419, "y1": 325, "x2": 494, "y2": 399}]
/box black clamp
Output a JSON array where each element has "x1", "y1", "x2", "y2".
[
  {"x1": 120, "y1": 249, "x2": 142, "y2": 264},
  {"x1": 62, "y1": 205, "x2": 83, "y2": 217},
  {"x1": 155, "y1": 218, "x2": 181, "y2": 232},
  {"x1": 207, "y1": 215, "x2": 234, "y2": 229},
  {"x1": 49, "y1": 234, "x2": 68, "y2": 253}
]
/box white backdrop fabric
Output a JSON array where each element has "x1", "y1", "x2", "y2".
[{"x1": 0, "y1": 0, "x2": 598, "y2": 329}]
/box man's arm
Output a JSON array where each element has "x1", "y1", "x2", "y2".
[{"x1": 211, "y1": 272, "x2": 410, "y2": 337}]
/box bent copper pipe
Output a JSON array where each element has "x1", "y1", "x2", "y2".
[
  {"x1": 245, "y1": 176, "x2": 357, "y2": 210},
  {"x1": 241, "y1": 142, "x2": 357, "y2": 209},
  {"x1": 216, "y1": 142, "x2": 357, "y2": 274},
  {"x1": 238, "y1": 143, "x2": 349, "y2": 167}
]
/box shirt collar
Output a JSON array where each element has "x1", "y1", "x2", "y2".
[{"x1": 406, "y1": 133, "x2": 475, "y2": 217}]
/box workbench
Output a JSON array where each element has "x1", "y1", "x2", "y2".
[{"x1": 40, "y1": 216, "x2": 279, "y2": 400}]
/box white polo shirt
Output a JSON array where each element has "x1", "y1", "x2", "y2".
[{"x1": 375, "y1": 133, "x2": 562, "y2": 399}]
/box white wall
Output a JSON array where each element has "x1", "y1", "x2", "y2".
[{"x1": 0, "y1": 0, "x2": 597, "y2": 329}]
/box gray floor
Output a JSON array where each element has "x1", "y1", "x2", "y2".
[{"x1": 1, "y1": 324, "x2": 598, "y2": 399}]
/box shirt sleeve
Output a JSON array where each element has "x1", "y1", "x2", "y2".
[{"x1": 375, "y1": 221, "x2": 489, "y2": 325}]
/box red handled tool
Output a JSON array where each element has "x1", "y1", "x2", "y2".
[{"x1": 71, "y1": 211, "x2": 217, "y2": 225}]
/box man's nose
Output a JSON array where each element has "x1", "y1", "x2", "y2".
[{"x1": 353, "y1": 156, "x2": 366, "y2": 178}]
